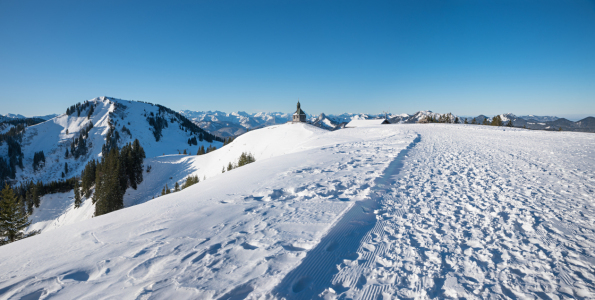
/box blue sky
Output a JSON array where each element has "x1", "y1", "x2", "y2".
[{"x1": 1, "y1": 0, "x2": 594, "y2": 119}]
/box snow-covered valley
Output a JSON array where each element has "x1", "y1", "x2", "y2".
[{"x1": 1, "y1": 123, "x2": 595, "y2": 299}]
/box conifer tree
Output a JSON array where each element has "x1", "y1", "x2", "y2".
[
  {"x1": 65, "y1": 149, "x2": 69, "y2": 158},
  {"x1": 227, "y1": 162, "x2": 234, "y2": 171},
  {"x1": 94, "y1": 148, "x2": 124, "y2": 216},
  {"x1": 506, "y1": 120, "x2": 513, "y2": 127},
  {"x1": 132, "y1": 139, "x2": 146, "y2": 187},
  {"x1": 64, "y1": 163, "x2": 69, "y2": 175},
  {"x1": 165, "y1": 184, "x2": 170, "y2": 194},
  {"x1": 174, "y1": 182, "x2": 180, "y2": 192},
  {"x1": 491, "y1": 115, "x2": 503, "y2": 126},
  {"x1": 25, "y1": 189, "x2": 33, "y2": 215},
  {"x1": 161, "y1": 186, "x2": 166, "y2": 196},
  {"x1": 0, "y1": 184, "x2": 38, "y2": 245},
  {"x1": 471, "y1": 118, "x2": 477, "y2": 124},
  {"x1": 32, "y1": 184, "x2": 40, "y2": 208},
  {"x1": 74, "y1": 180, "x2": 82, "y2": 208},
  {"x1": 238, "y1": 152, "x2": 256, "y2": 167}
]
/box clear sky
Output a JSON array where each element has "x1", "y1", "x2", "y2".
[{"x1": 1, "y1": 0, "x2": 594, "y2": 119}]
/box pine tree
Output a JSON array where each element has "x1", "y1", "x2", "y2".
[
  {"x1": 237, "y1": 152, "x2": 256, "y2": 167},
  {"x1": 464, "y1": 118, "x2": 468, "y2": 124},
  {"x1": 25, "y1": 189, "x2": 33, "y2": 215},
  {"x1": 64, "y1": 162, "x2": 69, "y2": 175},
  {"x1": 161, "y1": 186, "x2": 166, "y2": 196},
  {"x1": 227, "y1": 162, "x2": 234, "y2": 171},
  {"x1": 74, "y1": 180, "x2": 81, "y2": 208},
  {"x1": 0, "y1": 184, "x2": 38, "y2": 245},
  {"x1": 174, "y1": 182, "x2": 180, "y2": 192},
  {"x1": 491, "y1": 115, "x2": 503, "y2": 126},
  {"x1": 506, "y1": 120, "x2": 513, "y2": 127},
  {"x1": 183, "y1": 149, "x2": 187, "y2": 155},
  {"x1": 65, "y1": 149, "x2": 69, "y2": 158},
  {"x1": 222, "y1": 166, "x2": 225, "y2": 173},
  {"x1": 94, "y1": 148, "x2": 124, "y2": 216},
  {"x1": 471, "y1": 118, "x2": 477, "y2": 124},
  {"x1": 182, "y1": 175, "x2": 199, "y2": 189},
  {"x1": 165, "y1": 184, "x2": 170, "y2": 194},
  {"x1": 32, "y1": 184, "x2": 40, "y2": 208},
  {"x1": 132, "y1": 139, "x2": 146, "y2": 187}
]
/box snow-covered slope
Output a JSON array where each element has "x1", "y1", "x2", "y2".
[
  {"x1": 0, "y1": 123, "x2": 417, "y2": 299},
  {"x1": 2, "y1": 124, "x2": 594, "y2": 299},
  {"x1": 1, "y1": 97, "x2": 223, "y2": 234},
  {"x1": 11, "y1": 97, "x2": 221, "y2": 186}
]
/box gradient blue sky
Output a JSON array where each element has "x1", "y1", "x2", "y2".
[{"x1": 1, "y1": 0, "x2": 594, "y2": 119}]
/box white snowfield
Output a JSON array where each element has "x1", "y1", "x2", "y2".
[{"x1": 1, "y1": 124, "x2": 595, "y2": 299}]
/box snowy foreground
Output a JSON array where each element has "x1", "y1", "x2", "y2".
[{"x1": 1, "y1": 124, "x2": 595, "y2": 299}]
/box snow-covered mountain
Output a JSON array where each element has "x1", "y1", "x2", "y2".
[
  {"x1": 460, "y1": 113, "x2": 595, "y2": 132},
  {"x1": 0, "y1": 97, "x2": 223, "y2": 234},
  {"x1": 180, "y1": 110, "x2": 404, "y2": 135},
  {"x1": 388, "y1": 110, "x2": 460, "y2": 124},
  {"x1": 518, "y1": 115, "x2": 559, "y2": 122},
  {"x1": 179, "y1": 110, "x2": 295, "y2": 137},
  {"x1": 182, "y1": 110, "x2": 418, "y2": 134},
  {"x1": 311, "y1": 113, "x2": 389, "y2": 130},
  {"x1": 0, "y1": 113, "x2": 58, "y2": 122},
  {"x1": 1, "y1": 97, "x2": 221, "y2": 187}
]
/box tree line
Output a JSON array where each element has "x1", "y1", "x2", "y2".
[
  {"x1": 80, "y1": 139, "x2": 146, "y2": 216},
  {"x1": 65, "y1": 100, "x2": 95, "y2": 119},
  {"x1": 464, "y1": 115, "x2": 513, "y2": 127}
]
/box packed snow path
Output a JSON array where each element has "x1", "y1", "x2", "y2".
[{"x1": 277, "y1": 125, "x2": 595, "y2": 299}]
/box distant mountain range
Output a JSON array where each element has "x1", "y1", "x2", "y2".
[
  {"x1": 180, "y1": 110, "x2": 595, "y2": 136},
  {"x1": 179, "y1": 110, "x2": 295, "y2": 137},
  {"x1": 464, "y1": 114, "x2": 595, "y2": 132},
  {"x1": 0, "y1": 113, "x2": 58, "y2": 122},
  {"x1": 180, "y1": 110, "x2": 464, "y2": 135}
]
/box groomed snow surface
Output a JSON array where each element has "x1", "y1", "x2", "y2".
[{"x1": 1, "y1": 124, "x2": 595, "y2": 299}]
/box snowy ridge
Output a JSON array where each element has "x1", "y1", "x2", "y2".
[
  {"x1": 13, "y1": 97, "x2": 221, "y2": 185},
  {"x1": 0, "y1": 113, "x2": 58, "y2": 122},
  {"x1": 389, "y1": 110, "x2": 460, "y2": 124},
  {"x1": 4, "y1": 96, "x2": 222, "y2": 234}
]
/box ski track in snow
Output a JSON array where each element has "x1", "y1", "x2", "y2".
[{"x1": 278, "y1": 125, "x2": 595, "y2": 299}]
